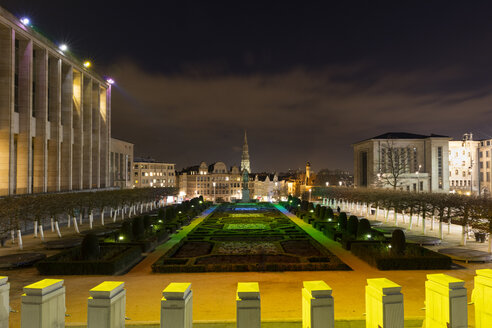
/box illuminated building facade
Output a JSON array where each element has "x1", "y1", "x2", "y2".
[
  {"x1": 353, "y1": 132, "x2": 450, "y2": 193},
  {"x1": 178, "y1": 162, "x2": 244, "y2": 202},
  {"x1": 0, "y1": 7, "x2": 111, "y2": 195},
  {"x1": 110, "y1": 138, "x2": 133, "y2": 189},
  {"x1": 448, "y1": 133, "x2": 479, "y2": 195},
  {"x1": 132, "y1": 158, "x2": 176, "y2": 188}
]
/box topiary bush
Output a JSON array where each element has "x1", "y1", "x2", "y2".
[
  {"x1": 121, "y1": 220, "x2": 133, "y2": 241},
  {"x1": 132, "y1": 217, "x2": 145, "y2": 240},
  {"x1": 143, "y1": 215, "x2": 152, "y2": 230},
  {"x1": 157, "y1": 209, "x2": 165, "y2": 221},
  {"x1": 357, "y1": 218, "x2": 372, "y2": 239},
  {"x1": 347, "y1": 215, "x2": 359, "y2": 237},
  {"x1": 325, "y1": 207, "x2": 334, "y2": 219},
  {"x1": 391, "y1": 229, "x2": 406, "y2": 255},
  {"x1": 319, "y1": 206, "x2": 326, "y2": 220},
  {"x1": 338, "y1": 212, "x2": 348, "y2": 231},
  {"x1": 81, "y1": 233, "x2": 100, "y2": 260}
]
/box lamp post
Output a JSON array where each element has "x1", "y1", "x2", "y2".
[
  {"x1": 325, "y1": 181, "x2": 329, "y2": 187},
  {"x1": 338, "y1": 181, "x2": 342, "y2": 186},
  {"x1": 213, "y1": 182, "x2": 216, "y2": 203},
  {"x1": 416, "y1": 164, "x2": 421, "y2": 193},
  {"x1": 308, "y1": 188, "x2": 312, "y2": 202}
]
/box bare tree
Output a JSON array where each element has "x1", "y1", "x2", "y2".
[{"x1": 376, "y1": 139, "x2": 412, "y2": 190}]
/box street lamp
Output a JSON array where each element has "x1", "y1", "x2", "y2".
[
  {"x1": 308, "y1": 189, "x2": 312, "y2": 202},
  {"x1": 338, "y1": 181, "x2": 342, "y2": 186},
  {"x1": 213, "y1": 182, "x2": 216, "y2": 203},
  {"x1": 325, "y1": 181, "x2": 329, "y2": 187}
]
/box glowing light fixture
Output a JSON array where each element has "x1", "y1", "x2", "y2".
[
  {"x1": 59, "y1": 44, "x2": 68, "y2": 52},
  {"x1": 106, "y1": 78, "x2": 115, "y2": 85},
  {"x1": 118, "y1": 236, "x2": 124, "y2": 240},
  {"x1": 83, "y1": 61, "x2": 92, "y2": 68},
  {"x1": 20, "y1": 17, "x2": 30, "y2": 25}
]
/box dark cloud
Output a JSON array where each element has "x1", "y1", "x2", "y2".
[{"x1": 110, "y1": 61, "x2": 492, "y2": 172}]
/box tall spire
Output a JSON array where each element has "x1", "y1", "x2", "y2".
[{"x1": 241, "y1": 130, "x2": 251, "y2": 173}]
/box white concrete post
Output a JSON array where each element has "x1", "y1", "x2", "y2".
[
  {"x1": 472, "y1": 269, "x2": 492, "y2": 328},
  {"x1": 0, "y1": 277, "x2": 10, "y2": 327},
  {"x1": 425, "y1": 274, "x2": 467, "y2": 328},
  {"x1": 302, "y1": 280, "x2": 334, "y2": 328},
  {"x1": 236, "y1": 282, "x2": 260, "y2": 328},
  {"x1": 88, "y1": 281, "x2": 126, "y2": 328},
  {"x1": 365, "y1": 278, "x2": 404, "y2": 328},
  {"x1": 161, "y1": 283, "x2": 192, "y2": 328},
  {"x1": 21, "y1": 279, "x2": 65, "y2": 328}
]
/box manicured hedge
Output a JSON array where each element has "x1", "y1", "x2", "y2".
[
  {"x1": 36, "y1": 244, "x2": 142, "y2": 275},
  {"x1": 350, "y1": 243, "x2": 452, "y2": 270}
]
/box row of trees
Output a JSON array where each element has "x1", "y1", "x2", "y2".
[
  {"x1": 312, "y1": 187, "x2": 492, "y2": 252},
  {"x1": 0, "y1": 187, "x2": 177, "y2": 249}
]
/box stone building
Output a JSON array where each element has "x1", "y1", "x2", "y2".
[
  {"x1": 110, "y1": 138, "x2": 133, "y2": 189},
  {"x1": 448, "y1": 133, "x2": 480, "y2": 195},
  {"x1": 132, "y1": 158, "x2": 176, "y2": 189},
  {"x1": 353, "y1": 132, "x2": 450, "y2": 193},
  {"x1": 0, "y1": 7, "x2": 111, "y2": 195}
]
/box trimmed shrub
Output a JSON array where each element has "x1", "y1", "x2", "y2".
[
  {"x1": 157, "y1": 209, "x2": 165, "y2": 221},
  {"x1": 315, "y1": 204, "x2": 321, "y2": 218},
  {"x1": 121, "y1": 220, "x2": 133, "y2": 240},
  {"x1": 357, "y1": 219, "x2": 372, "y2": 239},
  {"x1": 351, "y1": 243, "x2": 452, "y2": 270},
  {"x1": 143, "y1": 215, "x2": 152, "y2": 230},
  {"x1": 347, "y1": 216, "x2": 358, "y2": 236},
  {"x1": 325, "y1": 207, "x2": 334, "y2": 219},
  {"x1": 307, "y1": 202, "x2": 315, "y2": 212},
  {"x1": 339, "y1": 212, "x2": 348, "y2": 231},
  {"x1": 319, "y1": 206, "x2": 326, "y2": 220},
  {"x1": 81, "y1": 233, "x2": 100, "y2": 260},
  {"x1": 391, "y1": 229, "x2": 406, "y2": 255},
  {"x1": 132, "y1": 217, "x2": 145, "y2": 240}
]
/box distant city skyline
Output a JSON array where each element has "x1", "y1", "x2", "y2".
[{"x1": 3, "y1": 1, "x2": 492, "y2": 171}]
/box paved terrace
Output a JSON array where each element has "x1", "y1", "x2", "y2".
[{"x1": 0, "y1": 204, "x2": 490, "y2": 327}]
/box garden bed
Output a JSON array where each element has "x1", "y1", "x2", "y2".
[
  {"x1": 36, "y1": 243, "x2": 143, "y2": 275},
  {"x1": 351, "y1": 243, "x2": 452, "y2": 270},
  {"x1": 153, "y1": 203, "x2": 350, "y2": 273}
]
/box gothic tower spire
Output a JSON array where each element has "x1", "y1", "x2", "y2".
[{"x1": 241, "y1": 130, "x2": 251, "y2": 173}]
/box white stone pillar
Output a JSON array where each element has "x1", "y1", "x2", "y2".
[
  {"x1": 365, "y1": 278, "x2": 403, "y2": 328},
  {"x1": 472, "y1": 269, "x2": 492, "y2": 328},
  {"x1": 0, "y1": 276, "x2": 10, "y2": 327},
  {"x1": 161, "y1": 282, "x2": 192, "y2": 328},
  {"x1": 236, "y1": 282, "x2": 260, "y2": 328},
  {"x1": 302, "y1": 280, "x2": 334, "y2": 328},
  {"x1": 425, "y1": 274, "x2": 467, "y2": 328},
  {"x1": 21, "y1": 279, "x2": 65, "y2": 328},
  {"x1": 88, "y1": 281, "x2": 126, "y2": 328}
]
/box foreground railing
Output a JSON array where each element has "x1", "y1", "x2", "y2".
[{"x1": 0, "y1": 269, "x2": 491, "y2": 327}]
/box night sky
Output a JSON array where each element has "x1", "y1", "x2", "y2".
[{"x1": 2, "y1": 1, "x2": 492, "y2": 173}]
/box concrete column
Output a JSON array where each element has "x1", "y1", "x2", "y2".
[
  {"x1": 33, "y1": 46, "x2": 48, "y2": 193},
  {"x1": 236, "y1": 282, "x2": 260, "y2": 328},
  {"x1": 21, "y1": 279, "x2": 65, "y2": 328},
  {"x1": 15, "y1": 36, "x2": 33, "y2": 194},
  {"x1": 47, "y1": 56, "x2": 61, "y2": 192},
  {"x1": 425, "y1": 273, "x2": 467, "y2": 328},
  {"x1": 91, "y1": 82, "x2": 100, "y2": 188},
  {"x1": 99, "y1": 86, "x2": 109, "y2": 187},
  {"x1": 302, "y1": 280, "x2": 334, "y2": 328},
  {"x1": 83, "y1": 76, "x2": 92, "y2": 189},
  {"x1": 365, "y1": 278, "x2": 403, "y2": 328},
  {"x1": 87, "y1": 281, "x2": 126, "y2": 328},
  {"x1": 0, "y1": 24, "x2": 13, "y2": 196},
  {"x1": 0, "y1": 276, "x2": 10, "y2": 327},
  {"x1": 160, "y1": 282, "x2": 192, "y2": 328},
  {"x1": 60, "y1": 63, "x2": 73, "y2": 190},
  {"x1": 72, "y1": 70, "x2": 83, "y2": 190},
  {"x1": 472, "y1": 269, "x2": 492, "y2": 328}
]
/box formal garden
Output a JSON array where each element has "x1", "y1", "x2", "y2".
[
  {"x1": 36, "y1": 197, "x2": 210, "y2": 275},
  {"x1": 152, "y1": 202, "x2": 350, "y2": 272}
]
